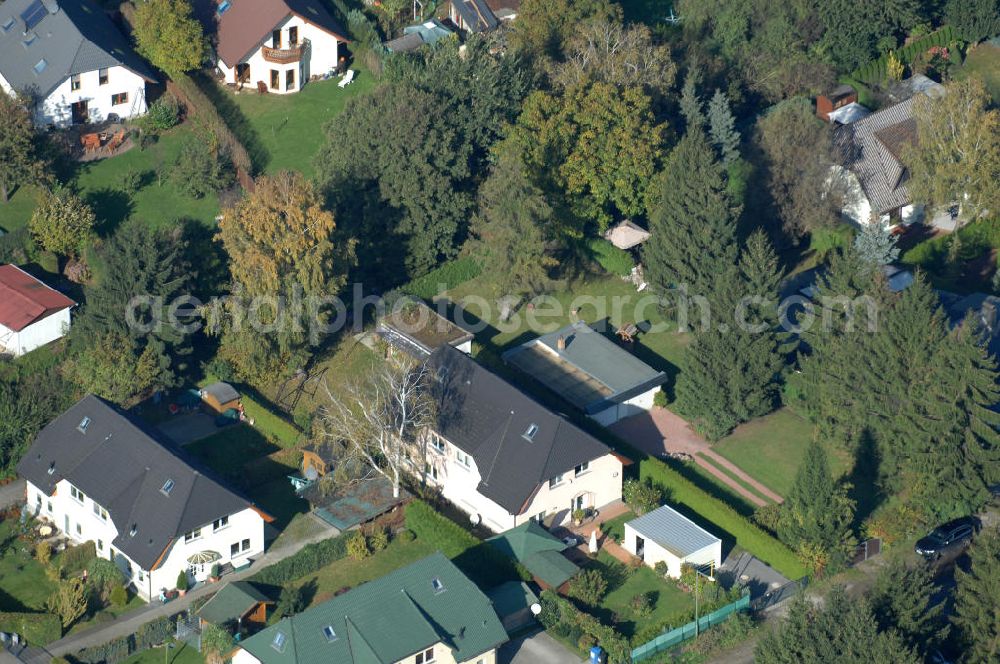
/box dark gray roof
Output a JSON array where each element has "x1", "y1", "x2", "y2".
[
  {"x1": 627, "y1": 505, "x2": 720, "y2": 558},
  {"x1": 428, "y1": 346, "x2": 614, "y2": 514},
  {"x1": 503, "y1": 321, "x2": 667, "y2": 415},
  {"x1": 452, "y1": 0, "x2": 497, "y2": 32},
  {"x1": 0, "y1": 0, "x2": 155, "y2": 100},
  {"x1": 202, "y1": 381, "x2": 240, "y2": 404},
  {"x1": 17, "y1": 395, "x2": 257, "y2": 570}
]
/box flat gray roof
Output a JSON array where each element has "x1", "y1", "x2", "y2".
[{"x1": 628, "y1": 505, "x2": 721, "y2": 558}]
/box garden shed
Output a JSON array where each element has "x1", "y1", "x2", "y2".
[
  {"x1": 200, "y1": 382, "x2": 241, "y2": 415},
  {"x1": 486, "y1": 521, "x2": 579, "y2": 591},
  {"x1": 623, "y1": 505, "x2": 722, "y2": 579},
  {"x1": 197, "y1": 581, "x2": 273, "y2": 634}
]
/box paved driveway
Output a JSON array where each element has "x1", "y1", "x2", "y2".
[{"x1": 498, "y1": 631, "x2": 583, "y2": 664}]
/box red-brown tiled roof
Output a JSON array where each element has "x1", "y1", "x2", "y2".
[
  {"x1": 0, "y1": 265, "x2": 75, "y2": 332},
  {"x1": 200, "y1": 0, "x2": 349, "y2": 67}
]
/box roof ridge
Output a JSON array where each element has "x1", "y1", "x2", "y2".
[
  {"x1": 344, "y1": 615, "x2": 381, "y2": 663},
  {"x1": 481, "y1": 411, "x2": 513, "y2": 487},
  {"x1": 537, "y1": 418, "x2": 562, "y2": 483}
]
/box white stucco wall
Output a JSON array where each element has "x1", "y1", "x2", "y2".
[
  {"x1": 217, "y1": 14, "x2": 342, "y2": 94},
  {"x1": 423, "y1": 432, "x2": 623, "y2": 533},
  {"x1": 35, "y1": 65, "x2": 147, "y2": 127},
  {"x1": 233, "y1": 641, "x2": 496, "y2": 664},
  {"x1": 589, "y1": 388, "x2": 659, "y2": 426},
  {"x1": 26, "y1": 479, "x2": 264, "y2": 600},
  {"x1": 0, "y1": 308, "x2": 70, "y2": 356},
  {"x1": 622, "y1": 522, "x2": 722, "y2": 578}
]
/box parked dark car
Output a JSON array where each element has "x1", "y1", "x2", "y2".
[{"x1": 914, "y1": 517, "x2": 980, "y2": 559}]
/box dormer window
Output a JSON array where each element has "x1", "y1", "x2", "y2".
[
  {"x1": 77, "y1": 417, "x2": 91, "y2": 434},
  {"x1": 522, "y1": 424, "x2": 538, "y2": 442},
  {"x1": 431, "y1": 577, "x2": 445, "y2": 594},
  {"x1": 129, "y1": 524, "x2": 137, "y2": 536},
  {"x1": 322, "y1": 625, "x2": 337, "y2": 642},
  {"x1": 1, "y1": 17, "x2": 14, "y2": 31},
  {"x1": 271, "y1": 631, "x2": 287, "y2": 652},
  {"x1": 161, "y1": 479, "x2": 174, "y2": 496}
]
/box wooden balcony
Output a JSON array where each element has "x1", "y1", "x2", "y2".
[{"x1": 262, "y1": 43, "x2": 305, "y2": 64}]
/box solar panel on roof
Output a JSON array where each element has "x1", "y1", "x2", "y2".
[{"x1": 21, "y1": 0, "x2": 48, "y2": 30}]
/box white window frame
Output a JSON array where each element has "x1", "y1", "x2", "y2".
[
  {"x1": 93, "y1": 502, "x2": 108, "y2": 521},
  {"x1": 455, "y1": 450, "x2": 472, "y2": 469},
  {"x1": 213, "y1": 516, "x2": 229, "y2": 532},
  {"x1": 548, "y1": 474, "x2": 565, "y2": 489},
  {"x1": 430, "y1": 434, "x2": 446, "y2": 454},
  {"x1": 70, "y1": 485, "x2": 85, "y2": 504},
  {"x1": 574, "y1": 461, "x2": 589, "y2": 477},
  {"x1": 415, "y1": 646, "x2": 435, "y2": 664},
  {"x1": 184, "y1": 528, "x2": 202, "y2": 544}
]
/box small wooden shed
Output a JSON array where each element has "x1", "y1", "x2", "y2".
[
  {"x1": 197, "y1": 581, "x2": 273, "y2": 634},
  {"x1": 200, "y1": 382, "x2": 241, "y2": 415}
]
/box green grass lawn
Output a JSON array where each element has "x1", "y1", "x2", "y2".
[
  {"x1": 602, "y1": 510, "x2": 636, "y2": 543},
  {"x1": 66, "y1": 593, "x2": 146, "y2": 636},
  {"x1": 119, "y1": 639, "x2": 203, "y2": 664},
  {"x1": 712, "y1": 409, "x2": 848, "y2": 497},
  {"x1": 0, "y1": 521, "x2": 56, "y2": 612},
  {"x1": 285, "y1": 537, "x2": 437, "y2": 608},
  {"x1": 0, "y1": 185, "x2": 44, "y2": 234},
  {"x1": 957, "y1": 42, "x2": 1000, "y2": 102},
  {"x1": 210, "y1": 68, "x2": 377, "y2": 178},
  {"x1": 185, "y1": 425, "x2": 281, "y2": 477},
  {"x1": 68, "y1": 125, "x2": 222, "y2": 234},
  {"x1": 588, "y1": 552, "x2": 694, "y2": 640}
]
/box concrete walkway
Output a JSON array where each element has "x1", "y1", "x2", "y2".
[
  {"x1": 609, "y1": 409, "x2": 783, "y2": 507},
  {"x1": 17, "y1": 522, "x2": 340, "y2": 664}
]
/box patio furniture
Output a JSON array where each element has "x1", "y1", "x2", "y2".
[
  {"x1": 80, "y1": 132, "x2": 101, "y2": 153},
  {"x1": 103, "y1": 130, "x2": 126, "y2": 156},
  {"x1": 256, "y1": 81, "x2": 268, "y2": 94},
  {"x1": 338, "y1": 69, "x2": 355, "y2": 88}
]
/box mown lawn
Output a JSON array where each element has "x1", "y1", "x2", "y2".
[
  {"x1": 119, "y1": 640, "x2": 203, "y2": 664},
  {"x1": 0, "y1": 521, "x2": 55, "y2": 612},
  {"x1": 589, "y1": 552, "x2": 694, "y2": 640},
  {"x1": 957, "y1": 42, "x2": 1000, "y2": 102},
  {"x1": 712, "y1": 409, "x2": 849, "y2": 497},
  {"x1": 218, "y1": 68, "x2": 377, "y2": 178},
  {"x1": 0, "y1": 185, "x2": 44, "y2": 234},
  {"x1": 285, "y1": 537, "x2": 437, "y2": 608},
  {"x1": 185, "y1": 425, "x2": 280, "y2": 475}
]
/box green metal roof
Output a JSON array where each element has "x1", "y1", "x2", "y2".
[
  {"x1": 197, "y1": 581, "x2": 272, "y2": 625},
  {"x1": 486, "y1": 581, "x2": 538, "y2": 618},
  {"x1": 238, "y1": 553, "x2": 508, "y2": 664},
  {"x1": 487, "y1": 522, "x2": 580, "y2": 588}
]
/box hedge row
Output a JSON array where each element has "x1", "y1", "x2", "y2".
[
  {"x1": 404, "y1": 500, "x2": 527, "y2": 588},
  {"x1": 73, "y1": 616, "x2": 173, "y2": 664},
  {"x1": 402, "y1": 257, "x2": 482, "y2": 301},
  {"x1": 0, "y1": 612, "x2": 61, "y2": 646},
  {"x1": 250, "y1": 532, "x2": 350, "y2": 586},
  {"x1": 637, "y1": 456, "x2": 807, "y2": 579},
  {"x1": 853, "y1": 26, "x2": 958, "y2": 83},
  {"x1": 538, "y1": 590, "x2": 630, "y2": 664},
  {"x1": 170, "y1": 74, "x2": 253, "y2": 176}
]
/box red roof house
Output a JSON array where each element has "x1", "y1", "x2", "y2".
[{"x1": 0, "y1": 265, "x2": 75, "y2": 356}]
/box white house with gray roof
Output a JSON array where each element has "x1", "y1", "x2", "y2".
[
  {"x1": 503, "y1": 320, "x2": 668, "y2": 426},
  {"x1": 17, "y1": 396, "x2": 270, "y2": 600},
  {"x1": 623, "y1": 505, "x2": 722, "y2": 578},
  {"x1": 0, "y1": 0, "x2": 155, "y2": 127}
]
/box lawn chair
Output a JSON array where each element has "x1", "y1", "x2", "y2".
[
  {"x1": 256, "y1": 81, "x2": 268, "y2": 95},
  {"x1": 80, "y1": 132, "x2": 101, "y2": 154},
  {"x1": 103, "y1": 129, "x2": 126, "y2": 156},
  {"x1": 338, "y1": 69, "x2": 355, "y2": 88}
]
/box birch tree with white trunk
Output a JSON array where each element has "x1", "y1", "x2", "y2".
[{"x1": 320, "y1": 359, "x2": 435, "y2": 499}]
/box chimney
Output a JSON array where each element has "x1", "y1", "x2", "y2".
[{"x1": 556, "y1": 335, "x2": 566, "y2": 351}]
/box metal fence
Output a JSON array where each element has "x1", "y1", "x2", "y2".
[
  {"x1": 851, "y1": 538, "x2": 882, "y2": 565},
  {"x1": 175, "y1": 613, "x2": 202, "y2": 653},
  {"x1": 630, "y1": 593, "x2": 751, "y2": 663}
]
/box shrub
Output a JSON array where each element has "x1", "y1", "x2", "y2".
[
  {"x1": 252, "y1": 534, "x2": 349, "y2": 585},
  {"x1": 587, "y1": 238, "x2": 634, "y2": 277},
  {"x1": 135, "y1": 616, "x2": 173, "y2": 650},
  {"x1": 623, "y1": 478, "x2": 663, "y2": 515},
  {"x1": 401, "y1": 257, "x2": 482, "y2": 300},
  {"x1": 205, "y1": 357, "x2": 236, "y2": 383},
  {"x1": 277, "y1": 585, "x2": 307, "y2": 618},
  {"x1": 142, "y1": 95, "x2": 181, "y2": 133},
  {"x1": 539, "y1": 590, "x2": 629, "y2": 663},
  {"x1": 170, "y1": 134, "x2": 233, "y2": 199},
  {"x1": 637, "y1": 456, "x2": 806, "y2": 578},
  {"x1": 172, "y1": 73, "x2": 252, "y2": 176},
  {"x1": 0, "y1": 612, "x2": 61, "y2": 646},
  {"x1": 75, "y1": 635, "x2": 130, "y2": 664},
  {"x1": 87, "y1": 558, "x2": 125, "y2": 600},
  {"x1": 578, "y1": 634, "x2": 597, "y2": 651},
  {"x1": 35, "y1": 541, "x2": 52, "y2": 566},
  {"x1": 567, "y1": 568, "x2": 608, "y2": 606},
  {"x1": 368, "y1": 527, "x2": 389, "y2": 552},
  {"x1": 653, "y1": 389, "x2": 669, "y2": 408},
  {"x1": 176, "y1": 570, "x2": 188, "y2": 591},
  {"x1": 398, "y1": 529, "x2": 415, "y2": 543},
  {"x1": 630, "y1": 591, "x2": 654, "y2": 618},
  {"x1": 119, "y1": 169, "x2": 143, "y2": 196},
  {"x1": 47, "y1": 578, "x2": 88, "y2": 627},
  {"x1": 653, "y1": 561, "x2": 668, "y2": 577},
  {"x1": 58, "y1": 541, "x2": 96, "y2": 575},
  {"x1": 52, "y1": 657, "x2": 71, "y2": 664},
  {"x1": 753, "y1": 503, "x2": 782, "y2": 535},
  {"x1": 110, "y1": 584, "x2": 128, "y2": 608},
  {"x1": 347, "y1": 532, "x2": 370, "y2": 561}
]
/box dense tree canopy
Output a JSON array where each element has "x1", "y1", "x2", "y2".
[
  {"x1": 29, "y1": 189, "x2": 95, "y2": 257},
  {"x1": 510, "y1": 0, "x2": 621, "y2": 66},
  {"x1": 953, "y1": 527, "x2": 1000, "y2": 663},
  {"x1": 869, "y1": 560, "x2": 949, "y2": 658},
  {"x1": 132, "y1": 0, "x2": 207, "y2": 76},
  {"x1": 946, "y1": 0, "x2": 1000, "y2": 43},
  {"x1": 0, "y1": 90, "x2": 47, "y2": 203}
]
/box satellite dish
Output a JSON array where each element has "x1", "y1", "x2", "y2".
[
  {"x1": 469, "y1": 513, "x2": 481, "y2": 526},
  {"x1": 530, "y1": 603, "x2": 542, "y2": 616}
]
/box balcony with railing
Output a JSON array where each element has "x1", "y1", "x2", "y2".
[{"x1": 261, "y1": 41, "x2": 305, "y2": 65}]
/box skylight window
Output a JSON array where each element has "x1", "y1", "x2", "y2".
[
  {"x1": 322, "y1": 625, "x2": 337, "y2": 642},
  {"x1": 217, "y1": 0, "x2": 231, "y2": 14},
  {"x1": 77, "y1": 416, "x2": 91, "y2": 433},
  {"x1": 47, "y1": 462, "x2": 55, "y2": 475},
  {"x1": 129, "y1": 524, "x2": 137, "y2": 536},
  {"x1": 2, "y1": 17, "x2": 15, "y2": 31},
  {"x1": 22, "y1": 32, "x2": 37, "y2": 47},
  {"x1": 431, "y1": 577, "x2": 445, "y2": 594},
  {"x1": 271, "y1": 631, "x2": 287, "y2": 652},
  {"x1": 522, "y1": 424, "x2": 538, "y2": 442},
  {"x1": 161, "y1": 479, "x2": 174, "y2": 496},
  {"x1": 20, "y1": 0, "x2": 47, "y2": 31}
]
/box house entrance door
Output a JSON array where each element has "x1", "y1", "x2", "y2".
[
  {"x1": 635, "y1": 536, "x2": 645, "y2": 560},
  {"x1": 71, "y1": 100, "x2": 88, "y2": 124}
]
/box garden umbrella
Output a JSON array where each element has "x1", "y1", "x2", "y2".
[
  {"x1": 187, "y1": 550, "x2": 221, "y2": 565},
  {"x1": 589, "y1": 530, "x2": 598, "y2": 554}
]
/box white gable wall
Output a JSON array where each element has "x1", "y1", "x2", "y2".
[
  {"x1": 623, "y1": 522, "x2": 723, "y2": 578},
  {"x1": 0, "y1": 308, "x2": 70, "y2": 356},
  {"x1": 36, "y1": 65, "x2": 147, "y2": 127},
  {"x1": 217, "y1": 14, "x2": 342, "y2": 94},
  {"x1": 589, "y1": 388, "x2": 659, "y2": 426}
]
